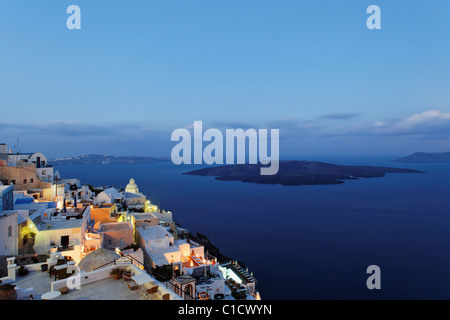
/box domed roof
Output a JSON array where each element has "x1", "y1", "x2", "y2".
[
  {"x1": 78, "y1": 248, "x2": 120, "y2": 272},
  {"x1": 127, "y1": 178, "x2": 137, "y2": 188},
  {"x1": 125, "y1": 178, "x2": 139, "y2": 193}
]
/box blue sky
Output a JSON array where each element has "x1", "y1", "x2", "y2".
[{"x1": 1, "y1": 1, "x2": 450, "y2": 158}]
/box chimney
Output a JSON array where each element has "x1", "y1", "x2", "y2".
[{"x1": 6, "y1": 257, "x2": 16, "y2": 282}]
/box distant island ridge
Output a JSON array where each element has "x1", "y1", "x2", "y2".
[
  {"x1": 183, "y1": 161, "x2": 423, "y2": 186},
  {"x1": 49, "y1": 155, "x2": 424, "y2": 186},
  {"x1": 394, "y1": 151, "x2": 450, "y2": 163},
  {"x1": 49, "y1": 154, "x2": 169, "y2": 166}
]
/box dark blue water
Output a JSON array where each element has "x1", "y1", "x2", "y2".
[{"x1": 56, "y1": 156, "x2": 450, "y2": 300}]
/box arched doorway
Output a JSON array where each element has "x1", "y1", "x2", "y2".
[{"x1": 184, "y1": 284, "x2": 193, "y2": 300}]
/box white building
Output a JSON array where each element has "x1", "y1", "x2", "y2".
[
  {"x1": 179, "y1": 264, "x2": 226, "y2": 300},
  {"x1": 0, "y1": 185, "x2": 14, "y2": 212},
  {"x1": 0, "y1": 211, "x2": 18, "y2": 255},
  {"x1": 8, "y1": 151, "x2": 54, "y2": 183},
  {"x1": 95, "y1": 188, "x2": 124, "y2": 205},
  {"x1": 137, "y1": 225, "x2": 176, "y2": 268},
  {"x1": 137, "y1": 226, "x2": 206, "y2": 269},
  {"x1": 29, "y1": 205, "x2": 93, "y2": 264},
  {"x1": 0, "y1": 185, "x2": 19, "y2": 255},
  {"x1": 131, "y1": 212, "x2": 159, "y2": 228},
  {"x1": 124, "y1": 192, "x2": 146, "y2": 211}
]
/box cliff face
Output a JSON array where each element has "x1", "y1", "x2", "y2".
[
  {"x1": 188, "y1": 232, "x2": 232, "y2": 264},
  {"x1": 183, "y1": 161, "x2": 423, "y2": 186},
  {"x1": 394, "y1": 152, "x2": 450, "y2": 163}
]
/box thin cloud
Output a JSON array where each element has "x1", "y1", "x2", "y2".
[
  {"x1": 317, "y1": 109, "x2": 450, "y2": 138},
  {"x1": 368, "y1": 109, "x2": 450, "y2": 136},
  {"x1": 208, "y1": 120, "x2": 257, "y2": 129},
  {"x1": 0, "y1": 121, "x2": 165, "y2": 138},
  {"x1": 318, "y1": 113, "x2": 360, "y2": 120}
]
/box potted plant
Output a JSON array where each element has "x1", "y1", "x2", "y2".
[
  {"x1": 59, "y1": 286, "x2": 69, "y2": 295},
  {"x1": 0, "y1": 284, "x2": 17, "y2": 301},
  {"x1": 122, "y1": 270, "x2": 132, "y2": 282},
  {"x1": 49, "y1": 265, "x2": 57, "y2": 278},
  {"x1": 17, "y1": 265, "x2": 29, "y2": 277},
  {"x1": 110, "y1": 268, "x2": 124, "y2": 280}
]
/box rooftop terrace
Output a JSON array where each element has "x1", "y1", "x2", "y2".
[{"x1": 13, "y1": 264, "x2": 181, "y2": 300}]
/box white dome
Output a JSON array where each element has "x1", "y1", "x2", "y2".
[
  {"x1": 78, "y1": 248, "x2": 120, "y2": 272},
  {"x1": 125, "y1": 178, "x2": 139, "y2": 194}
]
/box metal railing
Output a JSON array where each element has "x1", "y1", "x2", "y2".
[
  {"x1": 93, "y1": 259, "x2": 117, "y2": 270},
  {"x1": 151, "y1": 269, "x2": 196, "y2": 300},
  {"x1": 57, "y1": 245, "x2": 75, "y2": 252},
  {"x1": 93, "y1": 255, "x2": 145, "y2": 271},
  {"x1": 123, "y1": 254, "x2": 144, "y2": 270}
]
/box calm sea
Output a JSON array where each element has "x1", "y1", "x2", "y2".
[{"x1": 56, "y1": 156, "x2": 450, "y2": 300}]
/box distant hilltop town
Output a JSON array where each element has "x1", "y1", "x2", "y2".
[
  {"x1": 50, "y1": 154, "x2": 169, "y2": 166},
  {"x1": 0, "y1": 143, "x2": 259, "y2": 301}
]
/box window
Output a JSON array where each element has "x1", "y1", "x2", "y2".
[
  {"x1": 8, "y1": 226, "x2": 12, "y2": 237},
  {"x1": 23, "y1": 179, "x2": 27, "y2": 184},
  {"x1": 30, "y1": 178, "x2": 34, "y2": 183},
  {"x1": 11, "y1": 180, "x2": 15, "y2": 185},
  {"x1": 107, "y1": 239, "x2": 112, "y2": 246},
  {"x1": 61, "y1": 235, "x2": 69, "y2": 247}
]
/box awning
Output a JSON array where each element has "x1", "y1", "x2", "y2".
[{"x1": 131, "y1": 273, "x2": 154, "y2": 286}]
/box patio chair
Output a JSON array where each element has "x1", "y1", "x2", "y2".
[
  {"x1": 150, "y1": 285, "x2": 159, "y2": 294},
  {"x1": 127, "y1": 281, "x2": 139, "y2": 291},
  {"x1": 143, "y1": 285, "x2": 159, "y2": 299}
]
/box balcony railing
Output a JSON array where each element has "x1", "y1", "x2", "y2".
[
  {"x1": 51, "y1": 239, "x2": 78, "y2": 252},
  {"x1": 57, "y1": 245, "x2": 75, "y2": 252}
]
